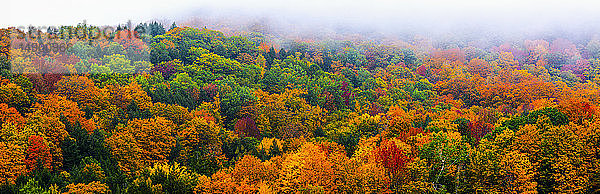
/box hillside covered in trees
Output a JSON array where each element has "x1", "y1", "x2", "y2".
[{"x1": 1, "y1": 22, "x2": 600, "y2": 193}]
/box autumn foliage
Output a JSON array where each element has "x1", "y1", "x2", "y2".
[
  {"x1": 1, "y1": 23, "x2": 600, "y2": 194},
  {"x1": 24, "y1": 135, "x2": 53, "y2": 173}
]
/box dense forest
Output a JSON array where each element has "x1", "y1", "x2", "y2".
[{"x1": 1, "y1": 22, "x2": 600, "y2": 193}]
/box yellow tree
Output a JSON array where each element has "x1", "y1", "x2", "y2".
[
  {"x1": 54, "y1": 75, "x2": 107, "y2": 111},
  {"x1": 539, "y1": 123, "x2": 591, "y2": 193},
  {"x1": 0, "y1": 83, "x2": 30, "y2": 112},
  {"x1": 276, "y1": 142, "x2": 339, "y2": 193},
  {"x1": 178, "y1": 116, "x2": 222, "y2": 160},
  {"x1": 386, "y1": 105, "x2": 413, "y2": 137},
  {"x1": 106, "y1": 131, "x2": 142, "y2": 177},
  {"x1": 582, "y1": 119, "x2": 600, "y2": 191},
  {"x1": 229, "y1": 155, "x2": 279, "y2": 190},
  {"x1": 129, "y1": 162, "x2": 197, "y2": 193},
  {"x1": 0, "y1": 141, "x2": 26, "y2": 185},
  {"x1": 499, "y1": 150, "x2": 537, "y2": 193},
  {"x1": 466, "y1": 129, "x2": 537, "y2": 193},
  {"x1": 106, "y1": 117, "x2": 176, "y2": 177},
  {"x1": 105, "y1": 81, "x2": 153, "y2": 111},
  {"x1": 64, "y1": 181, "x2": 110, "y2": 194},
  {"x1": 151, "y1": 102, "x2": 192, "y2": 125},
  {"x1": 253, "y1": 88, "x2": 324, "y2": 139}
]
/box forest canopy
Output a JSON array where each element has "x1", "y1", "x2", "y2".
[{"x1": 1, "y1": 20, "x2": 600, "y2": 193}]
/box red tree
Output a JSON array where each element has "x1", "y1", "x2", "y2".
[
  {"x1": 24, "y1": 135, "x2": 53, "y2": 172},
  {"x1": 234, "y1": 117, "x2": 259, "y2": 139},
  {"x1": 468, "y1": 120, "x2": 492, "y2": 146},
  {"x1": 374, "y1": 139, "x2": 412, "y2": 177}
]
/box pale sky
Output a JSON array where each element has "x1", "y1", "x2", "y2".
[{"x1": 3, "y1": 0, "x2": 600, "y2": 36}]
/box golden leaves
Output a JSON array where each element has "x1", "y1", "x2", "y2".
[
  {"x1": 106, "y1": 81, "x2": 153, "y2": 111},
  {"x1": 54, "y1": 75, "x2": 107, "y2": 111},
  {"x1": 387, "y1": 105, "x2": 412, "y2": 134},
  {"x1": 31, "y1": 93, "x2": 95, "y2": 133},
  {"x1": 0, "y1": 103, "x2": 26, "y2": 128},
  {"x1": 252, "y1": 88, "x2": 324, "y2": 139},
  {"x1": 64, "y1": 181, "x2": 110, "y2": 194},
  {"x1": 277, "y1": 142, "x2": 338, "y2": 193},
  {"x1": 0, "y1": 83, "x2": 30, "y2": 110},
  {"x1": 499, "y1": 151, "x2": 537, "y2": 193},
  {"x1": 107, "y1": 117, "x2": 176, "y2": 177},
  {"x1": 178, "y1": 116, "x2": 222, "y2": 160},
  {"x1": 0, "y1": 141, "x2": 26, "y2": 185}
]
